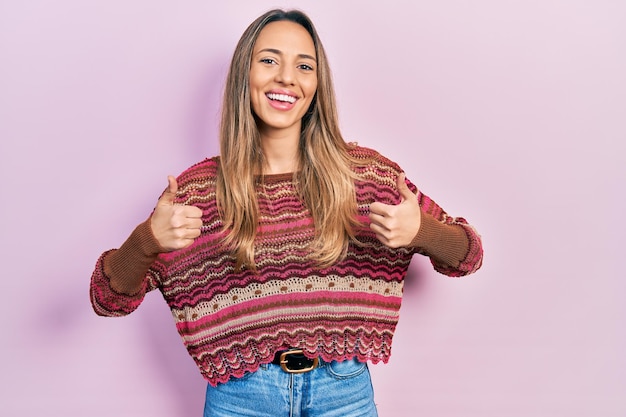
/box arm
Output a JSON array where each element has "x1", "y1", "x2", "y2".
[
  {"x1": 369, "y1": 174, "x2": 483, "y2": 277},
  {"x1": 89, "y1": 220, "x2": 163, "y2": 317},
  {"x1": 89, "y1": 176, "x2": 203, "y2": 317},
  {"x1": 411, "y1": 192, "x2": 483, "y2": 277}
]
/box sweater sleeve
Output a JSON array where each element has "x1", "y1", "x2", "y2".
[
  {"x1": 89, "y1": 218, "x2": 164, "y2": 317},
  {"x1": 409, "y1": 191, "x2": 483, "y2": 277},
  {"x1": 350, "y1": 145, "x2": 483, "y2": 277}
]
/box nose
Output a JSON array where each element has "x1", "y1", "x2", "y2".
[{"x1": 275, "y1": 64, "x2": 295, "y2": 85}]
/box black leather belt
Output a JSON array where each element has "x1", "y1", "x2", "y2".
[{"x1": 271, "y1": 349, "x2": 319, "y2": 373}]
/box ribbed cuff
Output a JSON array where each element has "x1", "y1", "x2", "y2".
[
  {"x1": 410, "y1": 211, "x2": 469, "y2": 268},
  {"x1": 103, "y1": 218, "x2": 164, "y2": 294}
]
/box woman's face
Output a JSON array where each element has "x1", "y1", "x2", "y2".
[{"x1": 249, "y1": 20, "x2": 318, "y2": 139}]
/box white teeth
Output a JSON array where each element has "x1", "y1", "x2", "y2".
[{"x1": 267, "y1": 93, "x2": 296, "y2": 104}]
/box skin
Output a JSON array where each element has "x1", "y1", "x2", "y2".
[
  {"x1": 249, "y1": 20, "x2": 318, "y2": 174},
  {"x1": 149, "y1": 20, "x2": 421, "y2": 252},
  {"x1": 369, "y1": 173, "x2": 422, "y2": 248},
  {"x1": 150, "y1": 175, "x2": 202, "y2": 251}
]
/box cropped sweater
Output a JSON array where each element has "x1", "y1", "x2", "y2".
[{"x1": 90, "y1": 146, "x2": 483, "y2": 386}]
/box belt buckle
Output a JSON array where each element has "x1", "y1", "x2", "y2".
[{"x1": 279, "y1": 349, "x2": 319, "y2": 374}]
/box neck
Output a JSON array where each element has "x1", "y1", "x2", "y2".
[{"x1": 259, "y1": 126, "x2": 300, "y2": 175}]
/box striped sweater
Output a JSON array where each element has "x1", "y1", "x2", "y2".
[{"x1": 90, "y1": 146, "x2": 483, "y2": 386}]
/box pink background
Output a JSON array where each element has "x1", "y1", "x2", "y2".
[{"x1": 1, "y1": 1, "x2": 624, "y2": 416}]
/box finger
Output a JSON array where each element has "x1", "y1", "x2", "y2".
[
  {"x1": 185, "y1": 217, "x2": 203, "y2": 230},
  {"x1": 177, "y1": 205, "x2": 202, "y2": 217},
  {"x1": 157, "y1": 175, "x2": 178, "y2": 206},
  {"x1": 371, "y1": 230, "x2": 390, "y2": 246},
  {"x1": 397, "y1": 173, "x2": 416, "y2": 201},
  {"x1": 368, "y1": 210, "x2": 386, "y2": 225},
  {"x1": 184, "y1": 205, "x2": 203, "y2": 218},
  {"x1": 187, "y1": 228, "x2": 202, "y2": 239},
  {"x1": 369, "y1": 213, "x2": 391, "y2": 233},
  {"x1": 167, "y1": 175, "x2": 178, "y2": 194},
  {"x1": 369, "y1": 201, "x2": 390, "y2": 216}
]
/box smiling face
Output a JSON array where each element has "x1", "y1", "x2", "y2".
[{"x1": 249, "y1": 20, "x2": 318, "y2": 140}]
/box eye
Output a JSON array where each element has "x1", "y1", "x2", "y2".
[
  {"x1": 260, "y1": 58, "x2": 276, "y2": 65},
  {"x1": 298, "y1": 63, "x2": 315, "y2": 71}
]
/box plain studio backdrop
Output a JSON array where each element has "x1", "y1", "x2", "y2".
[{"x1": 1, "y1": 1, "x2": 624, "y2": 416}]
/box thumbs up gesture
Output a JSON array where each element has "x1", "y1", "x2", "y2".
[
  {"x1": 368, "y1": 173, "x2": 422, "y2": 248},
  {"x1": 150, "y1": 176, "x2": 203, "y2": 251}
]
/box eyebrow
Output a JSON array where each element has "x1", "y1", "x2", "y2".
[{"x1": 257, "y1": 48, "x2": 316, "y2": 61}]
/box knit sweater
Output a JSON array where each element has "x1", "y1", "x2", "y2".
[{"x1": 90, "y1": 146, "x2": 483, "y2": 386}]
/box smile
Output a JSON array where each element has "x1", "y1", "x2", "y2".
[{"x1": 266, "y1": 93, "x2": 297, "y2": 104}]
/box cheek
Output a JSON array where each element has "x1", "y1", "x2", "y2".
[
  {"x1": 248, "y1": 77, "x2": 262, "y2": 113},
  {"x1": 249, "y1": 93, "x2": 261, "y2": 115},
  {"x1": 304, "y1": 79, "x2": 318, "y2": 102}
]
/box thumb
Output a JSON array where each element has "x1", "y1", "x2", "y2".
[
  {"x1": 157, "y1": 175, "x2": 178, "y2": 206},
  {"x1": 397, "y1": 173, "x2": 416, "y2": 202}
]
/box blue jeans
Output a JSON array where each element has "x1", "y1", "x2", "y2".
[{"x1": 203, "y1": 358, "x2": 378, "y2": 417}]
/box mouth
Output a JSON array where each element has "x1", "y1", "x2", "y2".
[{"x1": 266, "y1": 92, "x2": 297, "y2": 104}]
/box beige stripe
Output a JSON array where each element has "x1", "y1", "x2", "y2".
[{"x1": 171, "y1": 275, "x2": 403, "y2": 317}]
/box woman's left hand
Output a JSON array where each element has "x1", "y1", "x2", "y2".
[{"x1": 368, "y1": 173, "x2": 422, "y2": 248}]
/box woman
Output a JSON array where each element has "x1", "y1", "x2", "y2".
[{"x1": 90, "y1": 9, "x2": 483, "y2": 417}]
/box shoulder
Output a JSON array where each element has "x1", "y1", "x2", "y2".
[
  {"x1": 348, "y1": 144, "x2": 405, "y2": 204},
  {"x1": 174, "y1": 157, "x2": 221, "y2": 205},
  {"x1": 348, "y1": 144, "x2": 403, "y2": 177},
  {"x1": 177, "y1": 156, "x2": 220, "y2": 184}
]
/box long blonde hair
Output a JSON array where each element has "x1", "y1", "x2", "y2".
[{"x1": 217, "y1": 9, "x2": 363, "y2": 270}]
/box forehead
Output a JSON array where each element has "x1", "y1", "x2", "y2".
[{"x1": 254, "y1": 20, "x2": 316, "y2": 56}]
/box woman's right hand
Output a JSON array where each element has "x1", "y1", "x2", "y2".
[{"x1": 150, "y1": 176, "x2": 203, "y2": 251}]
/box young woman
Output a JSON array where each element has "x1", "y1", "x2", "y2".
[{"x1": 90, "y1": 9, "x2": 483, "y2": 417}]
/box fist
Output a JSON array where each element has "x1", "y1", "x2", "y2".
[
  {"x1": 368, "y1": 173, "x2": 422, "y2": 248},
  {"x1": 150, "y1": 176, "x2": 203, "y2": 251}
]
